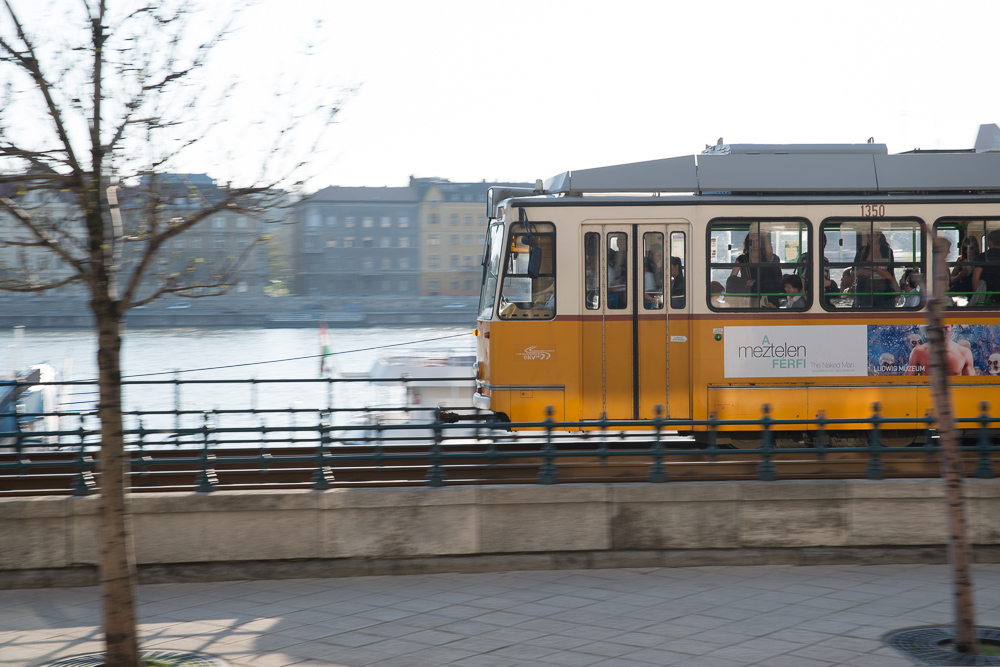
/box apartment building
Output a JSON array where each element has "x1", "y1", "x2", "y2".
[{"x1": 293, "y1": 186, "x2": 420, "y2": 297}]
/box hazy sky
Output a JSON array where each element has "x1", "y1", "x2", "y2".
[{"x1": 11, "y1": 0, "x2": 1000, "y2": 190}]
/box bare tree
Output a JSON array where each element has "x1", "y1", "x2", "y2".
[{"x1": 0, "y1": 2, "x2": 341, "y2": 665}]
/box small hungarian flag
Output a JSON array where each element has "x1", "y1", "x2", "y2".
[{"x1": 319, "y1": 322, "x2": 331, "y2": 378}]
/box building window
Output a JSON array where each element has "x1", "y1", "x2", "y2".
[
  {"x1": 429, "y1": 254, "x2": 440, "y2": 268},
  {"x1": 380, "y1": 217, "x2": 391, "y2": 227},
  {"x1": 214, "y1": 237, "x2": 226, "y2": 249},
  {"x1": 327, "y1": 215, "x2": 337, "y2": 227},
  {"x1": 428, "y1": 279, "x2": 441, "y2": 290},
  {"x1": 381, "y1": 280, "x2": 391, "y2": 291},
  {"x1": 237, "y1": 238, "x2": 249, "y2": 249},
  {"x1": 450, "y1": 234, "x2": 459, "y2": 245},
  {"x1": 450, "y1": 254, "x2": 459, "y2": 268},
  {"x1": 450, "y1": 214, "x2": 459, "y2": 226},
  {"x1": 326, "y1": 237, "x2": 337, "y2": 248},
  {"x1": 174, "y1": 238, "x2": 185, "y2": 249},
  {"x1": 344, "y1": 237, "x2": 354, "y2": 248},
  {"x1": 464, "y1": 279, "x2": 475, "y2": 290},
  {"x1": 399, "y1": 258, "x2": 409, "y2": 270},
  {"x1": 399, "y1": 216, "x2": 409, "y2": 227},
  {"x1": 428, "y1": 234, "x2": 440, "y2": 246},
  {"x1": 380, "y1": 237, "x2": 391, "y2": 248},
  {"x1": 306, "y1": 214, "x2": 321, "y2": 228},
  {"x1": 381, "y1": 258, "x2": 392, "y2": 270},
  {"x1": 363, "y1": 237, "x2": 374, "y2": 248},
  {"x1": 429, "y1": 214, "x2": 439, "y2": 225},
  {"x1": 464, "y1": 255, "x2": 474, "y2": 266},
  {"x1": 213, "y1": 217, "x2": 227, "y2": 229},
  {"x1": 450, "y1": 278, "x2": 460, "y2": 290},
  {"x1": 191, "y1": 237, "x2": 201, "y2": 249},
  {"x1": 464, "y1": 214, "x2": 472, "y2": 226},
  {"x1": 463, "y1": 235, "x2": 472, "y2": 246},
  {"x1": 345, "y1": 217, "x2": 356, "y2": 227},
  {"x1": 362, "y1": 217, "x2": 374, "y2": 228},
  {"x1": 363, "y1": 259, "x2": 374, "y2": 271},
  {"x1": 237, "y1": 216, "x2": 248, "y2": 228},
  {"x1": 399, "y1": 237, "x2": 410, "y2": 248},
  {"x1": 399, "y1": 280, "x2": 408, "y2": 291}
]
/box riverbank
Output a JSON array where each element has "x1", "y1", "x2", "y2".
[{"x1": 0, "y1": 295, "x2": 479, "y2": 329}]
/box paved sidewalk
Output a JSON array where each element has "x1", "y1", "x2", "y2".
[{"x1": 4, "y1": 563, "x2": 1000, "y2": 667}]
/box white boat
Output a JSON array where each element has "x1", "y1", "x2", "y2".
[{"x1": 368, "y1": 350, "x2": 476, "y2": 411}]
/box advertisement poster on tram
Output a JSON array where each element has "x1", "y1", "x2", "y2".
[
  {"x1": 867, "y1": 324, "x2": 1000, "y2": 377},
  {"x1": 724, "y1": 325, "x2": 1000, "y2": 378}
]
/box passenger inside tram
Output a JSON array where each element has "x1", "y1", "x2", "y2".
[
  {"x1": 853, "y1": 231, "x2": 899, "y2": 308},
  {"x1": 669, "y1": 256, "x2": 685, "y2": 308},
  {"x1": 709, "y1": 281, "x2": 727, "y2": 307},
  {"x1": 780, "y1": 274, "x2": 806, "y2": 309},
  {"x1": 643, "y1": 244, "x2": 663, "y2": 309},
  {"x1": 727, "y1": 231, "x2": 782, "y2": 307},
  {"x1": 972, "y1": 229, "x2": 1000, "y2": 305},
  {"x1": 950, "y1": 235, "x2": 981, "y2": 299},
  {"x1": 898, "y1": 269, "x2": 921, "y2": 307}
]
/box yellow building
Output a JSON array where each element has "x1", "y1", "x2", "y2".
[{"x1": 413, "y1": 178, "x2": 530, "y2": 296}]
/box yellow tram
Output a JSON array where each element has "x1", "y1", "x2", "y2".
[{"x1": 471, "y1": 142, "x2": 1000, "y2": 444}]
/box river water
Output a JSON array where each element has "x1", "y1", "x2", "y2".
[{"x1": 2, "y1": 326, "x2": 475, "y2": 440}]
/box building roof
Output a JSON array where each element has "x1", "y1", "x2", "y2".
[{"x1": 307, "y1": 186, "x2": 417, "y2": 203}]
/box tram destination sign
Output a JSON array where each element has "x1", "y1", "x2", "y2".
[{"x1": 724, "y1": 325, "x2": 867, "y2": 378}]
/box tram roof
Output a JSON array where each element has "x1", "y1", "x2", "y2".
[{"x1": 537, "y1": 143, "x2": 1000, "y2": 196}]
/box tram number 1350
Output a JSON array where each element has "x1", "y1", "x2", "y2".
[{"x1": 860, "y1": 204, "x2": 887, "y2": 217}]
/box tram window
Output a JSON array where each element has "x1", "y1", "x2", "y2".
[
  {"x1": 584, "y1": 232, "x2": 600, "y2": 310},
  {"x1": 937, "y1": 219, "x2": 1000, "y2": 308},
  {"x1": 669, "y1": 231, "x2": 685, "y2": 309},
  {"x1": 607, "y1": 232, "x2": 628, "y2": 309},
  {"x1": 498, "y1": 221, "x2": 555, "y2": 320},
  {"x1": 642, "y1": 232, "x2": 664, "y2": 309},
  {"x1": 821, "y1": 219, "x2": 923, "y2": 310},
  {"x1": 478, "y1": 222, "x2": 504, "y2": 319},
  {"x1": 708, "y1": 220, "x2": 809, "y2": 310}
]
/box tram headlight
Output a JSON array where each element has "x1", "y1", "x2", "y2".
[{"x1": 473, "y1": 361, "x2": 483, "y2": 380}]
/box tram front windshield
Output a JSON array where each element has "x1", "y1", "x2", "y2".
[{"x1": 479, "y1": 222, "x2": 504, "y2": 319}]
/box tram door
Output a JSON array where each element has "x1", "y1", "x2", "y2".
[{"x1": 581, "y1": 224, "x2": 687, "y2": 421}]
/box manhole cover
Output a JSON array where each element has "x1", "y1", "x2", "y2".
[
  {"x1": 884, "y1": 626, "x2": 1000, "y2": 665},
  {"x1": 42, "y1": 650, "x2": 228, "y2": 667}
]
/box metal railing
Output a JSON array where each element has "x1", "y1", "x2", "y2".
[{"x1": 1, "y1": 377, "x2": 998, "y2": 495}]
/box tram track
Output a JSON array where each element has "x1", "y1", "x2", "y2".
[{"x1": 1, "y1": 441, "x2": 994, "y2": 496}]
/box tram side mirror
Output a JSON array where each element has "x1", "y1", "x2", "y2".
[{"x1": 527, "y1": 246, "x2": 542, "y2": 278}]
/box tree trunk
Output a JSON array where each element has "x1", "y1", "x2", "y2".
[
  {"x1": 926, "y1": 236, "x2": 977, "y2": 654},
  {"x1": 93, "y1": 293, "x2": 140, "y2": 667}
]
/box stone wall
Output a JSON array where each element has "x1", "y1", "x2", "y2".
[{"x1": 3, "y1": 480, "x2": 1000, "y2": 586}]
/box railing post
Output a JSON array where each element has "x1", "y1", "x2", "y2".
[
  {"x1": 173, "y1": 369, "x2": 182, "y2": 442},
  {"x1": 923, "y1": 410, "x2": 937, "y2": 463},
  {"x1": 312, "y1": 410, "x2": 334, "y2": 490},
  {"x1": 815, "y1": 409, "x2": 828, "y2": 463},
  {"x1": 648, "y1": 404, "x2": 667, "y2": 483},
  {"x1": 72, "y1": 414, "x2": 95, "y2": 497},
  {"x1": 539, "y1": 405, "x2": 558, "y2": 484},
  {"x1": 426, "y1": 408, "x2": 446, "y2": 487},
  {"x1": 757, "y1": 404, "x2": 776, "y2": 481},
  {"x1": 975, "y1": 401, "x2": 995, "y2": 480},
  {"x1": 866, "y1": 402, "x2": 885, "y2": 480},
  {"x1": 195, "y1": 411, "x2": 217, "y2": 493}
]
